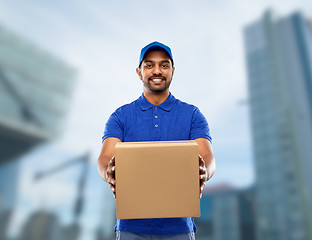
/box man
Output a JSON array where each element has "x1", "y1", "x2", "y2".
[{"x1": 97, "y1": 41, "x2": 215, "y2": 240}]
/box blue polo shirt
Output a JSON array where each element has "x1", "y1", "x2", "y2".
[{"x1": 102, "y1": 92, "x2": 212, "y2": 235}]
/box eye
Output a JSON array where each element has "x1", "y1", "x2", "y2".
[
  {"x1": 162, "y1": 64, "x2": 169, "y2": 68},
  {"x1": 144, "y1": 64, "x2": 153, "y2": 68}
]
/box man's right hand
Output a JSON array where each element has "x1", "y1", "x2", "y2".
[
  {"x1": 97, "y1": 137, "x2": 121, "y2": 199},
  {"x1": 106, "y1": 156, "x2": 116, "y2": 198}
]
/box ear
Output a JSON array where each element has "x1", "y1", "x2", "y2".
[
  {"x1": 136, "y1": 67, "x2": 142, "y2": 80},
  {"x1": 172, "y1": 66, "x2": 175, "y2": 76}
]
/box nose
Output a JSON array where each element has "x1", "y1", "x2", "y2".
[{"x1": 152, "y1": 65, "x2": 162, "y2": 75}]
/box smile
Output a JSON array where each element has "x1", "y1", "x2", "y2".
[{"x1": 150, "y1": 78, "x2": 165, "y2": 83}]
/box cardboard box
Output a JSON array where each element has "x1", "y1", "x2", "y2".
[{"x1": 115, "y1": 140, "x2": 200, "y2": 219}]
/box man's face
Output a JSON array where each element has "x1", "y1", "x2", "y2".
[{"x1": 136, "y1": 50, "x2": 175, "y2": 93}]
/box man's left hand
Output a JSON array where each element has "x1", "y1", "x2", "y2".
[{"x1": 199, "y1": 154, "x2": 208, "y2": 198}]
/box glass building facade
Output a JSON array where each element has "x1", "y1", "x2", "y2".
[
  {"x1": 195, "y1": 185, "x2": 255, "y2": 240},
  {"x1": 244, "y1": 10, "x2": 312, "y2": 240},
  {"x1": 0, "y1": 24, "x2": 77, "y2": 240},
  {"x1": 0, "y1": 24, "x2": 77, "y2": 165}
]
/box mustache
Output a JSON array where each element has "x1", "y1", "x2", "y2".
[{"x1": 149, "y1": 75, "x2": 166, "y2": 81}]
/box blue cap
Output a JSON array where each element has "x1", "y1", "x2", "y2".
[{"x1": 139, "y1": 41, "x2": 174, "y2": 67}]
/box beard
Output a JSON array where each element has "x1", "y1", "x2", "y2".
[{"x1": 142, "y1": 74, "x2": 172, "y2": 93}]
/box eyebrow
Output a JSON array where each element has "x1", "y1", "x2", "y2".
[{"x1": 143, "y1": 60, "x2": 170, "y2": 64}]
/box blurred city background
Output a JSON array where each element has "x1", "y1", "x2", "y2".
[{"x1": 0, "y1": 1, "x2": 312, "y2": 240}]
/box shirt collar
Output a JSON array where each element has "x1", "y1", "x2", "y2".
[{"x1": 137, "y1": 92, "x2": 176, "y2": 112}]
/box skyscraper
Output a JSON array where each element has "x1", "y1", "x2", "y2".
[
  {"x1": 0, "y1": 23, "x2": 77, "y2": 239},
  {"x1": 19, "y1": 210, "x2": 61, "y2": 240},
  {"x1": 244, "y1": 10, "x2": 312, "y2": 240},
  {"x1": 195, "y1": 184, "x2": 255, "y2": 240},
  {"x1": 0, "y1": 24, "x2": 77, "y2": 166},
  {"x1": 0, "y1": 160, "x2": 18, "y2": 239}
]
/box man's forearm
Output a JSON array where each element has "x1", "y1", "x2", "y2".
[
  {"x1": 205, "y1": 156, "x2": 216, "y2": 180},
  {"x1": 201, "y1": 153, "x2": 215, "y2": 181},
  {"x1": 195, "y1": 138, "x2": 215, "y2": 181},
  {"x1": 97, "y1": 157, "x2": 109, "y2": 182},
  {"x1": 97, "y1": 137, "x2": 121, "y2": 182}
]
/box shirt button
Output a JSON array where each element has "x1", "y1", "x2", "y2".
[
  {"x1": 155, "y1": 124, "x2": 158, "y2": 128},
  {"x1": 155, "y1": 115, "x2": 158, "y2": 119},
  {"x1": 155, "y1": 107, "x2": 157, "y2": 110}
]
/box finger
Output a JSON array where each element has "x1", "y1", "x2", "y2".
[
  {"x1": 106, "y1": 169, "x2": 111, "y2": 180},
  {"x1": 109, "y1": 183, "x2": 116, "y2": 196},
  {"x1": 200, "y1": 171, "x2": 208, "y2": 179},
  {"x1": 108, "y1": 177, "x2": 115, "y2": 185},
  {"x1": 110, "y1": 185, "x2": 115, "y2": 192},
  {"x1": 199, "y1": 176, "x2": 207, "y2": 189},
  {"x1": 111, "y1": 167, "x2": 115, "y2": 180},
  {"x1": 199, "y1": 185, "x2": 203, "y2": 199},
  {"x1": 107, "y1": 166, "x2": 116, "y2": 179},
  {"x1": 108, "y1": 156, "x2": 116, "y2": 168},
  {"x1": 200, "y1": 179, "x2": 205, "y2": 189},
  {"x1": 108, "y1": 159, "x2": 112, "y2": 168},
  {"x1": 108, "y1": 178, "x2": 116, "y2": 186},
  {"x1": 109, "y1": 156, "x2": 115, "y2": 167},
  {"x1": 199, "y1": 174, "x2": 206, "y2": 181},
  {"x1": 198, "y1": 155, "x2": 205, "y2": 167},
  {"x1": 199, "y1": 166, "x2": 207, "y2": 174},
  {"x1": 199, "y1": 172, "x2": 208, "y2": 184},
  {"x1": 109, "y1": 185, "x2": 114, "y2": 192}
]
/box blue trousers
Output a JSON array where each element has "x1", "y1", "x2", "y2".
[{"x1": 116, "y1": 231, "x2": 195, "y2": 240}]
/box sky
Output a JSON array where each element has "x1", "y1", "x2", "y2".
[{"x1": 0, "y1": 0, "x2": 311, "y2": 239}]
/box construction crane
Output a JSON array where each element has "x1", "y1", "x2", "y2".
[{"x1": 33, "y1": 152, "x2": 90, "y2": 240}]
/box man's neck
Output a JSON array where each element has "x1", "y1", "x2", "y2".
[{"x1": 143, "y1": 90, "x2": 170, "y2": 105}]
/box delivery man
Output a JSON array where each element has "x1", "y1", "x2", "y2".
[{"x1": 97, "y1": 41, "x2": 215, "y2": 240}]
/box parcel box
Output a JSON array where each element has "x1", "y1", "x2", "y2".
[{"x1": 115, "y1": 140, "x2": 200, "y2": 219}]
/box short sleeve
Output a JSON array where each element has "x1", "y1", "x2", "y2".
[
  {"x1": 190, "y1": 107, "x2": 212, "y2": 143},
  {"x1": 102, "y1": 111, "x2": 124, "y2": 142}
]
